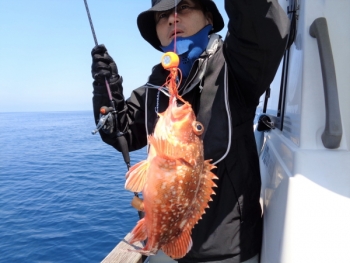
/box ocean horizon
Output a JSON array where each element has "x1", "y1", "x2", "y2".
[{"x1": 0, "y1": 111, "x2": 147, "y2": 262}]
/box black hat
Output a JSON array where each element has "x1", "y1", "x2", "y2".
[{"x1": 137, "y1": 0, "x2": 224, "y2": 51}]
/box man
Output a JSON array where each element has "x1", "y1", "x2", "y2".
[{"x1": 91, "y1": 0, "x2": 289, "y2": 262}]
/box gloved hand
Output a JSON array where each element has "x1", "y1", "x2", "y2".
[{"x1": 91, "y1": 44, "x2": 119, "y2": 85}]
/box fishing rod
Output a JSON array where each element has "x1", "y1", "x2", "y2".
[{"x1": 83, "y1": 0, "x2": 144, "y2": 220}]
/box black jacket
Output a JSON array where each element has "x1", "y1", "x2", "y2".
[{"x1": 92, "y1": 0, "x2": 289, "y2": 262}]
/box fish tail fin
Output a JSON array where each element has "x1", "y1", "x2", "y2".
[
  {"x1": 161, "y1": 229, "x2": 192, "y2": 259},
  {"x1": 129, "y1": 218, "x2": 147, "y2": 244},
  {"x1": 125, "y1": 160, "x2": 149, "y2": 192}
]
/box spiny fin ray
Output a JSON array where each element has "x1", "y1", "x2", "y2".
[
  {"x1": 184, "y1": 160, "x2": 217, "y2": 231},
  {"x1": 149, "y1": 135, "x2": 185, "y2": 159}
]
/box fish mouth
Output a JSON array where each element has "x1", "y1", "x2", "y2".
[{"x1": 171, "y1": 102, "x2": 192, "y2": 120}]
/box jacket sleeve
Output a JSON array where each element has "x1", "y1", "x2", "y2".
[
  {"x1": 92, "y1": 76, "x2": 149, "y2": 152},
  {"x1": 223, "y1": 0, "x2": 290, "y2": 106}
]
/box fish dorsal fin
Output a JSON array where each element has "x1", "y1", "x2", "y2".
[
  {"x1": 125, "y1": 160, "x2": 149, "y2": 192},
  {"x1": 161, "y1": 229, "x2": 192, "y2": 259},
  {"x1": 185, "y1": 160, "x2": 218, "y2": 229}
]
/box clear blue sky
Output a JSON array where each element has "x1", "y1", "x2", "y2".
[{"x1": 0, "y1": 0, "x2": 228, "y2": 112}]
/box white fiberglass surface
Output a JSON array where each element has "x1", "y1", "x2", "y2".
[{"x1": 260, "y1": 131, "x2": 350, "y2": 263}]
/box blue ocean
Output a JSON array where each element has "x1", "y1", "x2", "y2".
[{"x1": 0, "y1": 111, "x2": 147, "y2": 262}]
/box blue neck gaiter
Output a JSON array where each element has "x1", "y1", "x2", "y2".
[{"x1": 160, "y1": 25, "x2": 212, "y2": 78}]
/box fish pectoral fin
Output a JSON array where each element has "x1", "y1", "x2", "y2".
[
  {"x1": 148, "y1": 135, "x2": 182, "y2": 158},
  {"x1": 129, "y1": 218, "x2": 148, "y2": 244},
  {"x1": 162, "y1": 229, "x2": 193, "y2": 259},
  {"x1": 125, "y1": 160, "x2": 149, "y2": 192}
]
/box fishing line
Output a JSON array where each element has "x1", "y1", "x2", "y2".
[
  {"x1": 174, "y1": 0, "x2": 178, "y2": 53},
  {"x1": 83, "y1": 0, "x2": 98, "y2": 46}
]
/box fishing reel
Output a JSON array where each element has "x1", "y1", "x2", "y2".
[{"x1": 91, "y1": 106, "x2": 115, "y2": 135}]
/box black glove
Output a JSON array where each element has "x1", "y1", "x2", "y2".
[{"x1": 91, "y1": 44, "x2": 119, "y2": 85}]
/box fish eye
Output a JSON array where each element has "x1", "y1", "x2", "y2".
[{"x1": 192, "y1": 121, "x2": 204, "y2": 135}]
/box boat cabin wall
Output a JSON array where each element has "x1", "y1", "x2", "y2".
[
  {"x1": 258, "y1": 2, "x2": 350, "y2": 262},
  {"x1": 263, "y1": 0, "x2": 350, "y2": 150}
]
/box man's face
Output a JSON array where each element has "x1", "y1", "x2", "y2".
[{"x1": 155, "y1": 0, "x2": 213, "y2": 46}]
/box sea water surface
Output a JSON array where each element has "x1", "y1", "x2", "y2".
[{"x1": 0, "y1": 111, "x2": 147, "y2": 262}]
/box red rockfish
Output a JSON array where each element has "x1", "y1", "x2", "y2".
[{"x1": 125, "y1": 64, "x2": 217, "y2": 259}]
